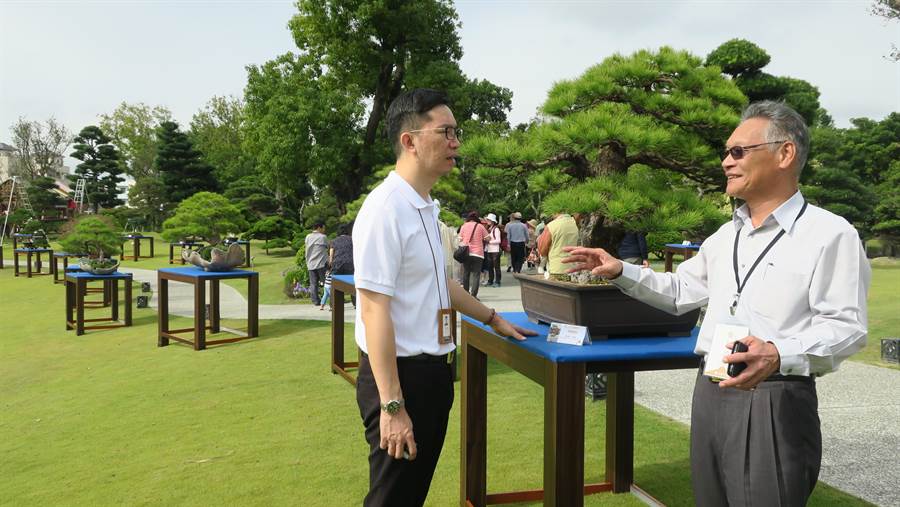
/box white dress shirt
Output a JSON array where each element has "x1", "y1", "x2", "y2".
[
  {"x1": 613, "y1": 191, "x2": 870, "y2": 377},
  {"x1": 352, "y1": 171, "x2": 455, "y2": 357}
]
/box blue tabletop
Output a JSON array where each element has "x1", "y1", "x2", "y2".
[
  {"x1": 158, "y1": 266, "x2": 257, "y2": 278},
  {"x1": 464, "y1": 312, "x2": 699, "y2": 363},
  {"x1": 66, "y1": 264, "x2": 81, "y2": 271},
  {"x1": 123, "y1": 235, "x2": 153, "y2": 239},
  {"x1": 54, "y1": 252, "x2": 84, "y2": 257},
  {"x1": 333, "y1": 274, "x2": 355, "y2": 286},
  {"x1": 665, "y1": 243, "x2": 701, "y2": 250},
  {"x1": 14, "y1": 248, "x2": 52, "y2": 253},
  {"x1": 66, "y1": 271, "x2": 132, "y2": 280}
]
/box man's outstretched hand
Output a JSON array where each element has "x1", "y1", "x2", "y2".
[{"x1": 561, "y1": 246, "x2": 624, "y2": 280}]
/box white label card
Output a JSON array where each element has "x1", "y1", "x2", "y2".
[
  {"x1": 547, "y1": 322, "x2": 591, "y2": 346},
  {"x1": 704, "y1": 323, "x2": 749, "y2": 381}
]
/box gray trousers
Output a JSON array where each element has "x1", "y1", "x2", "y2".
[{"x1": 691, "y1": 369, "x2": 821, "y2": 507}]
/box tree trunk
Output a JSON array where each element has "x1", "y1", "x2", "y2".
[
  {"x1": 591, "y1": 141, "x2": 628, "y2": 176},
  {"x1": 580, "y1": 141, "x2": 629, "y2": 250}
]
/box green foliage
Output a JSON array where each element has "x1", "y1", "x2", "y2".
[
  {"x1": 283, "y1": 265, "x2": 311, "y2": 298},
  {"x1": 705, "y1": 38, "x2": 770, "y2": 75},
  {"x1": 802, "y1": 165, "x2": 874, "y2": 232},
  {"x1": 805, "y1": 114, "x2": 900, "y2": 243},
  {"x1": 126, "y1": 176, "x2": 168, "y2": 230},
  {"x1": 161, "y1": 192, "x2": 249, "y2": 244},
  {"x1": 69, "y1": 125, "x2": 126, "y2": 213},
  {"x1": 5, "y1": 208, "x2": 34, "y2": 231},
  {"x1": 189, "y1": 95, "x2": 254, "y2": 187},
  {"x1": 243, "y1": 0, "x2": 512, "y2": 213},
  {"x1": 99, "y1": 102, "x2": 172, "y2": 179},
  {"x1": 300, "y1": 189, "x2": 343, "y2": 232},
  {"x1": 101, "y1": 206, "x2": 146, "y2": 232},
  {"x1": 155, "y1": 121, "x2": 219, "y2": 204},
  {"x1": 707, "y1": 40, "x2": 821, "y2": 125},
  {"x1": 26, "y1": 176, "x2": 66, "y2": 221},
  {"x1": 541, "y1": 166, "x2": 728, "y2": 252},
  {"x1": 59, "y1": 216, "x2": 122, "y2": 257},
  {"x1": 246, "y1": 215, "x2": 299, "y2": 254}
]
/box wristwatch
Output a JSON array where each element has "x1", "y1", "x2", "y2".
[{"x1": 381, "y1": 399, "x2": 404, "y2": 415}]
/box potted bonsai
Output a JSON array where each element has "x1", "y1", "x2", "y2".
[
  {"x1": 161, "y1": 192, "x2": 249, "y2": 271},
  {"x1": 512, "y1": 169, "x2": 725, "y2": 337},
  {"x1": 59, "y1": 216, "x2": 122, "y2": 274}
]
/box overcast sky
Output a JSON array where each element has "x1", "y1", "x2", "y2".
[{"x1": 2, "y1": 0, "x2": 898, "y2": 160}]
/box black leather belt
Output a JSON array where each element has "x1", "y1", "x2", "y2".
[{"x1": 361, "y1": 351, "x2": 450, "y2": 364}]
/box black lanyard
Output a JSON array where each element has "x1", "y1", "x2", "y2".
[
  {"x1": 729, "y1": 200, "x2": 808, "y2": 316},
  {"x1": 417, "y1": 209, "x2": 451, "y2": 309}
]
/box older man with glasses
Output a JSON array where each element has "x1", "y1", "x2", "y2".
[{"x1": 563, "y1": 100, "x2": 870, "y2": 506}]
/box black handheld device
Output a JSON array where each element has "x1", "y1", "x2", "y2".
[{"x1": 727, "y1": 341, "x2": 749, "y2": 378}]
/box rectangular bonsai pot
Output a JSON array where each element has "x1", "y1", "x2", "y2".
[{"x1": 515, "y1": 273, "x2": 700, "y2": 339}]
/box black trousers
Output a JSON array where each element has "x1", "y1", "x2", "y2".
[
  {"x1": 485, "y1": 251, "x2": 501, "y2": 285},
  {"x1": 356, "y1": 354, "x2": 454, "y2": 507},
  {"x1": 691, "y1": 368, "x2": 821, "y2": 507},
  {"x1": 308, "y1": 266, "x2": 326, "y2": 305},
  {"x1": 510, "y1": 241, "x2": 527, "y2": 273}
]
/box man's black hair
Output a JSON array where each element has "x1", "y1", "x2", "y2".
[
  {"x1": 386, "y1": 88, "x2": 451, "y2": 158},
  {"x1": 313, "y1": 222, "x2": 325, "y2": 230},
  {"x1": 338, "y1": 222, "x2": 353, "y2": 236}
]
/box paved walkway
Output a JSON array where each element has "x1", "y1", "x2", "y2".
[{"x1": 12, "y1": 261, "x2": 897, "y2": 505}]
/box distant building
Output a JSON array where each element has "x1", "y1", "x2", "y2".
[
  {"x1": 0, "y1": 142, "x2": 16, "y2": 182},
  {"x1": 0, "y1": 140, "x2": 70, "y2": 185}
]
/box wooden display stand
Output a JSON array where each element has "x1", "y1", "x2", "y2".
[
  {"x1": 157, "y1": 267, "x2": 259, "y2": 350},
  {"x1": 14, "y1": 248, "x2": 53, "y2": 277},
  {"x1": 65, "y1": 271, "x2": 133, "y2": 335},
  {"x1": 460, "y1": 313, "x2": 699, "y2": 506}
]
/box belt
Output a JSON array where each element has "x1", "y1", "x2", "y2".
[
  {"x1": 699, "y1": 360, "x2": 815, "y2": 383},
  {"x1": 361, "y1": 351, "x2": 452, "y2": 364}
]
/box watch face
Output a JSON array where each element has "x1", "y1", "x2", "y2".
[{"x1": 383, "y1": 400, "x2": 402, "y2": 414}]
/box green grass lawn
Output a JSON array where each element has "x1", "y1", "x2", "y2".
[{"x1": 0, "y1": 266, "x2": 874, "y2": 505}]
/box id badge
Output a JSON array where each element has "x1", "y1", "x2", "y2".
[{"x1": 438, "y1": 308, "x2": 453, "y2": 345}]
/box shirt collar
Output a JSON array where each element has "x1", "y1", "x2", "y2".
[
  {"x1": 387, "y1": 170, "x2": 434, "y2": 211},
  {"x1": 732, "y1": 190, "x2": 805, "y2": 234}
]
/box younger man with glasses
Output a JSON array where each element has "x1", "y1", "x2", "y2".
[
  {"x1": 563, "y1": 101, "x2": 869, "y2": 506},
  {"x1": 352, "y1": 88, "x2": 535, "y2": 506}
]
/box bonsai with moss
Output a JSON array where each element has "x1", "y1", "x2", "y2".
[{"x1": 58, "y1": 217, "x2": 122, "y2": 272}]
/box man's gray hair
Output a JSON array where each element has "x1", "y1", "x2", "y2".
[{"x1": 741, "y1": 100, "x2": 809, "y2": 176}]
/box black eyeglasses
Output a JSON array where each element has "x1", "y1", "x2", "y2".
[
  {"x1": 722, "y1": 141, "x2": 785, "y2": 160},
  {"x1": 408, "y1": 126, "x2": 462, "y2": 141}
]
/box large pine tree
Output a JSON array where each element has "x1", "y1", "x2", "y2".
[
  {"x1": 154, "y1": 121, "x2": 218, "y2": 206},
  {"x1": 69, "y1": 125, "x2": 125, "y2": 213}
]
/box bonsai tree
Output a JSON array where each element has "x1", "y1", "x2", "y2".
[
  {"x1": 59, "y1": 216, "x2": 122, "y2": 260},
  {"x1": 462, "y1": 47, "x2": 741, "y2": 251},
  {"x1": 245, "y1": 215, "x2": 298, "y2": 254},
  {"x1": 161, "y1": 192, "x2": 249, "y2": 245}
]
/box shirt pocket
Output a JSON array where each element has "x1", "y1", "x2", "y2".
[{"x1": 752, "y1": 261, "x2": 812, "y2": 322}]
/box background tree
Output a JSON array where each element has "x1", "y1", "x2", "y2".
[
  {"x1": 155, "y1": 121, "x2": 219, "y2": 206},
  {"x1": 190, "y1": 95, "x2": 253, "y2": 187},
  {"x1": 26, "y1": 176, "x2": 66, "y2": 223},
  {"x1": 8, "y1": 117, "x2": 71, "y2": 180},
  {"x1": 161, "y1": 192, "x2": 248, "y2": 245},
  {"x1": 244, "y1": 0, "x2": 513, "y2": 214},
  {"x1": 126, "y1": 177, "x2": 168, "y2": 230},
  {"x1": 223, "y1": 175, "x2": 281, "y2": 226},
  {"x1": 69, "y1": 126, "x2": 125, "y2": 213},
  {"x1": 871, "y1": 0, "x2": 900, "y2": 60},
  {"x1": 462, "y1": 47, "x2": 744, "y2": 248},
  {"x1": 99, "y1": 102, "x2": 172, "y2": 179},
  {"x1": 706, "y1": 39, "x2": 825, "y2": 125},
  {"x1": 245, "y1": 215, "x2": 299, "y2": 254}
]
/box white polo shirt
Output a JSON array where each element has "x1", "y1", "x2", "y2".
[{"x1": 352, "y1": 170, "x2": 455, "y2": 357}]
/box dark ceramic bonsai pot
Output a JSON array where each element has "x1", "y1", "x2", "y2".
[{"x1": 515, "y1": 273, "x2": 700, "y2": 339}]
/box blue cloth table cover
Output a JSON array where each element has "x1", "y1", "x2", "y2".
[
  {"x1": 332, "y1": 274, "x2": 355, "y2": 286},
  {"x1": 463, "y1": 312, "x2": 698, "y2": 363},
  {"x1": 14, "y1": 248, "x2": 52, "y2": 253},
  {"x1": 664, "y1": 243, "x2": 701, "y2": 250},
  {"x1": 65, "y1": 271, "x2": 132, "y2": 281},
  {"x1": 158, "y1": 266, "x2": 257, "y2": 279}
]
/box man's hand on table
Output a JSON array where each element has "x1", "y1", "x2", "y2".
[{"x1": 489, "y1": 314, "x2": 537, "y2": 341}]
